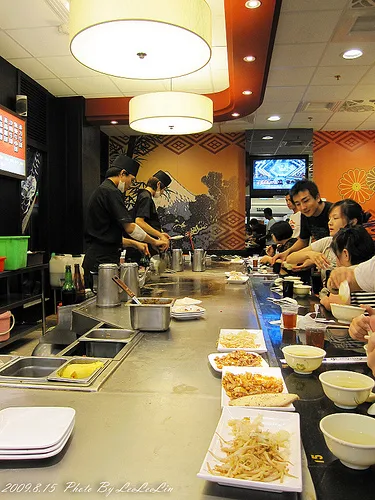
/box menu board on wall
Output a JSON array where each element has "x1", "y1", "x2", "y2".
[{"x1": 0, "y1": 103, "x2": 26, "y2": 180}]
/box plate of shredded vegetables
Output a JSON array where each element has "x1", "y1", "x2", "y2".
[{"x1": 197, "y1": 407, "x2": 302, "y2": 492}]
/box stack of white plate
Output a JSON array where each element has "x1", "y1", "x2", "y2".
[
  {"x1": 0, "y1": 407, "x2": 75, "y2": 460},
  {"x1": 171, "y1": 305, "x2": 205, "y2": 320}
]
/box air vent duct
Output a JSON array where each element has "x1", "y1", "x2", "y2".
[{"x1": 19, "y1": 74, "x2": 48, "y2": 147}]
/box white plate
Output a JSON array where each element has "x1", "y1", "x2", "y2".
[
  {"x1": 0, "y1": 420, "x2": 75, "y2": 455},
  {"x1": 227, "y1": 277, "x2": 249, "y2": 284},
  {"x1": 197, "y1": 407, "x2": 302, "y2": 493},
  {"x1": 221, "y1": 366, "x2": 294, "y2": 411},
  {"x1": 172, "y1": 305, "x2": 205, "y2": 314},
  {"x1": 225, "y1": 271, "x2": 246, "y2": 277},
  {"x1": 0, "y1": 407, "x2": 75, "y2": 450},
  {"x1": 208, "y1": 352, "x2": 268, "y2": 373},
  {"x1": 0, "y1": 425, "x2": 73, "y2": 460},
  {"x1": 217, "y1": 329, "x2": 267, "y2": 354},
  {"x1": 174, "y1": 297, "x2": 202, "y2": 306}
]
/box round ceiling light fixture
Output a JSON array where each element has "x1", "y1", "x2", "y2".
[
  {"x1": 342, "y1": 49, "x2": 363, "y2": 60},
  {"x1": 267, "y1": 115, "x2": 281, "y2": 121},
  {"x1": 69, "y1": 0, "x2": 212, "y2": 79},
  {"x1": 242, "y1": 90, "x2": 253, "y2": 95},
  {"x1": 110, "y1": 120, "x2": 118, "y2": 125},
  {"x1": 231, "y1": 112, "x2": 240, "y2": 117},
  {"x1": 245, "y1": 1, "x2": 262, "y2": 8},
  {"x1": 129, "y1": 92, "x2": 213, "y2": 135},
  {"x1": 243, "y1": 55, "x2": 256, "y2": 62},
  {"x1": 262, "y1": 135, "x2": 273, "y2": 140}
]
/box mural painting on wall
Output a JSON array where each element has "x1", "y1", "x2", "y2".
[
  {"x1": 21, "y1": 147, "x2": 42, "y2": 234},
  {"x1": 109, "y1": 133, "x2": 245, "y2": 250},
  {"x1": 313, "y1": 131, "x2": 375, "y2": 241}
]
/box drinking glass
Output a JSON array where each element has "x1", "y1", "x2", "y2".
[{"x1": 282, "y1": 303, "x2": 299, "y2": 329}]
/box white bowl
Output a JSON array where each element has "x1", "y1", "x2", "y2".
[
  {"x1": 293, "y1": 284, "x2": 311, "y2": 296},
  {"x1": 282, "y1": 345, "x2": 326, "y2": 374},
  {"x1": 319, "y1": 370, "x2": 375, "y2": 409},
  {"x1": 284, "y1": 276, "x2": 302, "y2": 282},
  {"x1": 330, "y1": 303, "x2": 363, "y2": 324},
  {"x1": 320, "y1": 413, "x2": 375, "y2": 469}
]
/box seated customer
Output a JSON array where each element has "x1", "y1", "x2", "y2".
[
  {"x1": 260, "y1": 222, "x2": 296, "y2": 265},
  {"x1": 320, "y1": 226, "x2": 375, "y2": 311},
  {"x1": 285, "y1": 199, "x2": 369, "y2": 272}
]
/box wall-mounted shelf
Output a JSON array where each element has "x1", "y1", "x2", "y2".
[{"x1": 0, "y1": 264, "x2": 47, "y2": 348}]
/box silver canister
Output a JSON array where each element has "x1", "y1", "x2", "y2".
[
  {"x1": 119, "y1": 262, "x2": 140, "y2": 302},
  {"x1": 96, "y1": 263, "x2": 120, "y2": 307},
  {"x1": 171, "y1": 249, "x2": 184, "y2": 272},
  {"x1": 192, "y1": 249, "x2": 206, "y2": 272}
]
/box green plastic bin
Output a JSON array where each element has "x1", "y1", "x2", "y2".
[{"x1": 0, "y1": 236, "x2": 30, "y2": 270}]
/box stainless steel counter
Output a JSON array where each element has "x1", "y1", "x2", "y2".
[{"x1": 0, "y1": 265, "x2": 295, "y2": 500}]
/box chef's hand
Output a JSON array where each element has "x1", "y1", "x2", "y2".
[
  {"x1": 153, "y1": 239, "x2": 169, "y2": 252},
  {"x1": 348, "y1": 305, "x2": 374, "y2": 341},
  {"x1": 160, "y1": 233, "x2": 170, "y2": 250},
  {"x1": 327, "y1": 267, "x2": 356, "y2": 292},
  {"x1": 133, "y1": 241, "x2": 150, "y2": 257}
]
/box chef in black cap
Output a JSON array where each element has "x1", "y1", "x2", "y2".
[
  {"x1": 83, "y1": 155, "x2": 167, "y2": 288},
  {"x1": 130, "y1": 170, "x2": 172, "y2": 258}
]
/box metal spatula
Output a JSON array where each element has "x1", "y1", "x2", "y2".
[{"x1": 112, "y1": 276, "x2": 142, "y2": 305}]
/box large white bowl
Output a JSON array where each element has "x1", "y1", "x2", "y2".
[
  {"x1": 282, "y1": 345, "x2": 326, "y2": 374},
  {"x1": 319, "y1": 370, "x2": 375, "y2": 409},
  {"x1": 331, "y1": 303, "x2": 363, "y2": 324},
  {"x1": 293, "y1": 284, "x2": 312, "y2": 296},
  {"x1": 320, "y1": 413, "x2": 375, "y2": 469}
]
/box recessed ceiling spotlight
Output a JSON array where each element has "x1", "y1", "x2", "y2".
[
  {"x1": 232, "y1": 112, "x2": 240, "y2": 117},
  {"x1": 242, "y1": 90, "x2": 253, "y2": 95},
  {"x1": 267, "y1": 115, "x2": 281, "y2": 121},
  {"x1": 262, "y1": 135, "x2": 273, "y2": 140},
  {"x1": 245, "y1": 0, "x2": 261, "y2": 8},
  {"x1": 243, "y1": 55, "x2": 256, "y2": 62},
  {"x1": 342, "y1": 49, "x2": 363, "y2": 60},
  {"x1": 110, "y1": 120, "x2": 118, "y2": 124}
]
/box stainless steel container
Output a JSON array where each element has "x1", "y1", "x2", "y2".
[
  {"x1": 192, "y1": 249, "x2": 206, "y2": 272},
  {"x1": 97, "y1": 263, "x2": 120, "y2": 307},
  {"x1": 128, "y1": 298, "x2": 174, "y2": 331},
  {"x1": 171, "y1": 249, "x2": 184, "y2": 272},
  {"x1": 47, "y1": 357, "x2": 108, "y2": 385},
  {"x1": 80, "y1": 329, "x2": 137, "y2": 343},
  {"x1": 0, "y1": 357, "x2": 67, "y2": 380},
  {"x1": 119, "y1": 262, "x2": 140, "y2": 301}
]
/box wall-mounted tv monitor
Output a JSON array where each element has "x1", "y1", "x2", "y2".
[
  {"x1": 0, "y1": 103, "x2": 26, "y2": 180},
  {"x1": 248, "y1": 154, "x2": 309, "y2": 198}
]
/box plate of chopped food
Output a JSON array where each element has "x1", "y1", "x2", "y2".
[
  {"x1": 197, "y1": 407, "x2": 302, "y2": 492},
  {"x1": 221, "y1": 366, "x2": 297, "y2": 411},
  {"x1": 225, "y1": 271, "x2": 246, "y2": 277},
  {"x1": 208, "y1": 351, "x2": 268, "y2": 373},
  {"x1": 227, "y1": 275, "x2": 249, "y2": 284},
  {"x1": 217, "y1": 329, "x2": 267, "y2": 354}
]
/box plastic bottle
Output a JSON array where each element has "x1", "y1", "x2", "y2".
[
  {"x1": 61, "y1": 265, "x2": 76, "y2": 305},
  {"x1": 73, "y1": 263, "x2": 85, "y2": 303}
]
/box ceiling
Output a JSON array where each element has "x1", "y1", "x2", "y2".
[{"x1": 1, "y1": 0, "x2": 375, "y2": 148}]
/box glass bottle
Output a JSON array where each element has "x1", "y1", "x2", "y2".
[
  {"x1": 73, "y1": 263, "x2": 85, "y2": 303},
  {"x1": 61, "y1": 265, "x2": 76, "y2": 305}
]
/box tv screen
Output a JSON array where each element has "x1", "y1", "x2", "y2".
[
  {"x1": 249, "y1": 155, "x2": 308, "y2": 197},
  {"x1": 0, "y1": 104, "x2": 26, "y2": 180}
]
